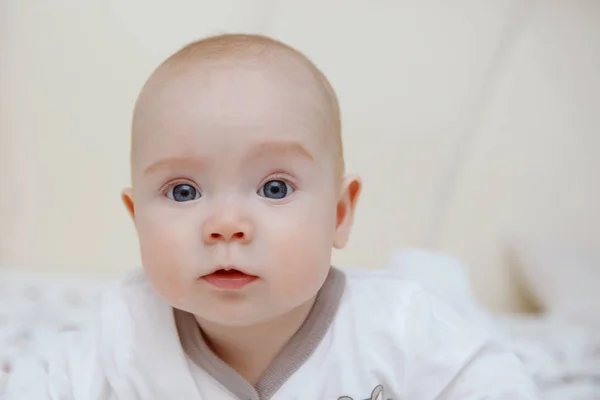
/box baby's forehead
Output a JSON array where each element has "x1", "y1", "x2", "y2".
[
  {"x1": 130, "y1": 35, "x2": 343, "y2": 177},
  {"x1": 159, "y1": 60, "x2": 321, "y2": 109},
  {"x1": 150, "y1": 55, "x2": 329, "y2": 116},
  {"x1": 138, "y1": 65, "x2": 324, "y2": 139},
  {"x1": 143, "y1": 66, "x2": 327, "y2": 139},
  {"x1": 133, "y1": 118, "x2": 335, "y2": 186},
  {"x1": 138, "y1": 37, "x2": 336, "y2": 122}
]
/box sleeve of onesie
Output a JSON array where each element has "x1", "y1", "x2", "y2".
[{"x1": 402, "y1": 288, "x2": 540, "y2": 400}]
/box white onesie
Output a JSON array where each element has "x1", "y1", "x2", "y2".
[{"x1": 5, "y1": 259, "x2": 539, "y2": 399}]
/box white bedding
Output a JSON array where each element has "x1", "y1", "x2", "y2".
[
  {"x1": 497, "y1": 316, "x2": 600, "y2": 399},
  {"x1": 0, "y1": 269, "x2": 106, "y2": 394},
  {"x1": 1, "y1": 267, "x2": 599, "y2": 399}
]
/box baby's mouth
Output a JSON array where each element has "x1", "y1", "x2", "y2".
[
  {"x1": 211, "y1": 269, "x2": 250, "y2": 278},
  {"x1": 201, "y1": 267, "x2": 258, "y2": 290}
]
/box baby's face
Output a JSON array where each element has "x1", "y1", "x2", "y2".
[{"x1": 124, "y1": 59, "x2": 357, "y2": 326}]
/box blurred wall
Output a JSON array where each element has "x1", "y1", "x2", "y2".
[{"x1": 1, "y1": 0, "x2": 599, "y2": 313}]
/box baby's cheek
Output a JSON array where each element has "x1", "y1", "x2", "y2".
[
  {"x1": 136, "y1": 216, "x2": 194, "y2": 305},
  {"x1": 268, "y1": 212, "x2": 330, "y2": 258},
  {"x1": 272, "y1": 239, "x2": 329, "y2": 306},
  {"x1": 288, "y1": 199, "x2": 335, "y2": 246},
  {"x1": 267, "y1": 211, "x2": 334, "y2": 293}
]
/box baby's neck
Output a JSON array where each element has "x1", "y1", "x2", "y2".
[{"x1": 195, "y1": 297, "x2": 316, "y2": 385}]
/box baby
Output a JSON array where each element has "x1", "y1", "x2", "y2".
[{"x1": 6, "y1": 34, "x2": 538, "y2": 400}]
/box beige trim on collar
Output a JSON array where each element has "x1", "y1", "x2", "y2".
[{"x1": 175, "y1": 267, "x2": 346, "y2": 400}]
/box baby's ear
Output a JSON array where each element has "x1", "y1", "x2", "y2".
[
  {"x1": 121, "y1": 188, "x2": 135, "y2": 220},
  {"x1": 333, "y1": 175, "x2": 361, "y2": 249}
]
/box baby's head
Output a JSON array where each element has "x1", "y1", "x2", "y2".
[{"x1": 122, "y1": 34, "x2": 361, "y2": 327}]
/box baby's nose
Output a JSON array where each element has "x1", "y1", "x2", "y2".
[{"x1": 202, "y1": 212, "x2": 253, "y2": 245}]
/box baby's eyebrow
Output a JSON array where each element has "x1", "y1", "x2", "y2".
[
  {"x1": 244, "y1": 140, "x2": 314, "y2": 163},
  {"x1": 142, "y1": 140, "x2": 313, "y2": 175},
  {"x1": 142, "y1": 156, "x2": 207, "y2": 176}
]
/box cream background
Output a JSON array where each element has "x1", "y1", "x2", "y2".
[{"x1": 1, "y1": 0, "x2": 599, "y2": 313}]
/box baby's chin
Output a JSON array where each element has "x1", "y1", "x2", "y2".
[
  {"x1": 190, "y1": 301, "x2": 299, "y2": 328},
  {"x1": 195, "y1": 310, "x2": 277, "y2": 328},
  {"x1": 176, "y1": 288, "x2": 316, "y2": 329}
]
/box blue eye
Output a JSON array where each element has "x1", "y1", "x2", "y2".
[
  {"x1": 258, "y1": 180, "x2": 294, "y2": 199},
  {"x1": 167, "y1": 184, "x2": 201, "y2": 202}
]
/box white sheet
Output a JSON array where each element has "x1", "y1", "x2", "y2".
[
  {"x1": 0, "y1": 269, "x2": 105, "y2": 395},
  {"x1": 389, "y1": 250, "x2": 600, "y2": 400},
  {"x1": 497, "y1": 315, "x2": 600, "y2": 400}
]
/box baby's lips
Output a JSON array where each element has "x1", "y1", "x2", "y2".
[
  {"x1": 201, "y1": 268, "x2": 259, "y2": 290},
  {"x1": 203, "y1": 265, "x2": 257, "y2": 277}
]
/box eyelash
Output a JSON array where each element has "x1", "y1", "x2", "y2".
[
  {"x1": 160, "y1": 179, "x2": 199, "y2": 196},
  {"x1": 260, "y1": 173, "x2": 297, "y2": 191}
]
